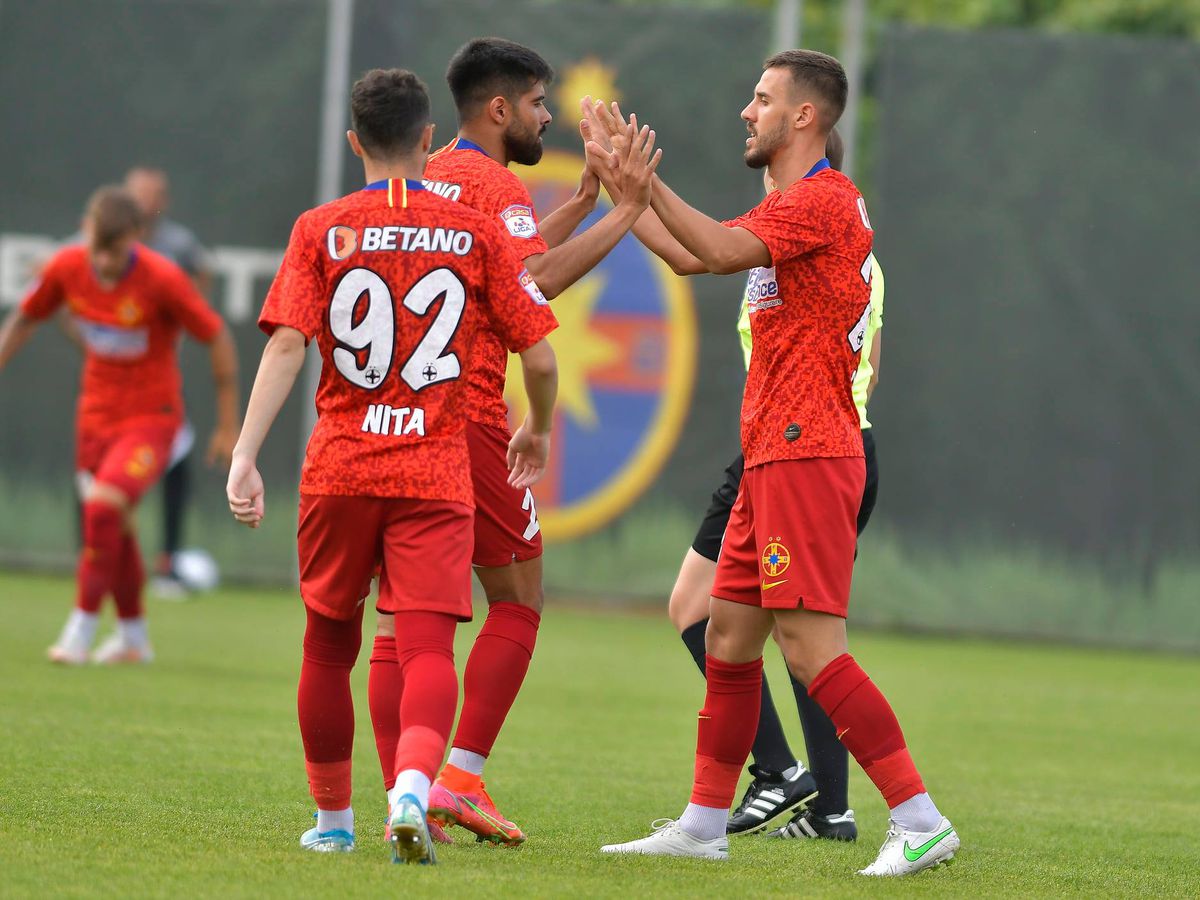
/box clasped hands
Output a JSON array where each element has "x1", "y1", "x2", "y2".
[{"x1": 577, "y1": 96, "x2": 662, "y2": 210}]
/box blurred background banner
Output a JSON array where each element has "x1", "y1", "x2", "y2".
[{"x1": 0, "y1": 1, "x2": 1196, "y2": 650}]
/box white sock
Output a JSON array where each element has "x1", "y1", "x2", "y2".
[
  {"x1": 781, "y1": 762, "x2": 803, "y2": 781},
  {"x1": 316, "y1": 806, "x2": 353, "y2": 834},
  {"x1": 677, "y1": 802, "x2": 727, "y2": 841},
  {"x1": 59, "y1": 609, "x2": 99, "y2": 649},
  {"x1": 890, "y1": 792, "x2": 941, "y2": 833},
  {"x1": 447, "y1": 747, "x2": 486, "y2": 777},
  {"x1": 117, "y1": 617, "x2": 149, "y2": 648},
  {"x1": 388, "y1": 769, "x2": 432, "y2": 812}
]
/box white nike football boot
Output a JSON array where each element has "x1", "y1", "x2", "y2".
[
  {"x1": 858, "y1": 816, "x2": 959, "y2": 876},
  {"x1": 601, "y1": 819, "x2": 729, "y2": 860}
]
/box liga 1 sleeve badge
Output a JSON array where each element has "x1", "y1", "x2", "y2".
[{"x1": 500, "y1": 204, "x2": 539, "y2": 239}]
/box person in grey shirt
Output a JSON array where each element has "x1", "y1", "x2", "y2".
[{"x1": 124, "y1": 166, "x2": 214, "y2": 597}]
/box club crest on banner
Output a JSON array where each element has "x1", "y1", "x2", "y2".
[{"x1": 506, "y1": 150, "x2": 697, "y2": 542}]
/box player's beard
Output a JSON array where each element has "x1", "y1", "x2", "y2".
[
  {"x1": 504, "y1": 119, "x2": 544, "y2": 166},
  {"x1": 744, "y1": 118, "x2": 788, "y2": 169}
]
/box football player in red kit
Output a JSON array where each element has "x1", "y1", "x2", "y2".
[
  {"x1": 589, "y1": 51, "x2": 959, "y2": 877},
  {"x1": 369, "y1": 37, "x2": 657, "y2": 846},
  {"x1": 0, "y1": 187, "x2": 238, "y2": 665},
  {"x1": 227, "y1": 68, "x2": 560, "y2": 865}
]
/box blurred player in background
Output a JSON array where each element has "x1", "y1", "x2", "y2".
[
  {"x1": 368, "y1": 37, "x2": 656, "y2": 847},
  {"x1": 588, "y1": 50, "x2": 957, "y2": 876},
  {"x1": 0, "y1": 187, "x2": 239, "y2": 664},
  {"x1": 123, "y1": 166, "x2": 219, "y2": 598},
  {"x1": 227, "y1": 68, "x2": 560, "y2": 864},
  {"x1": 641, "y1": 126, "x2": 886, "y2": 843}
]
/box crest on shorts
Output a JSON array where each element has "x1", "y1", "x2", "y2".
[
  {"x1": 124, "y1": 444, "x2": 157, "y2": 480},
  {"x1": 762, "y1": 539, "x2": 791, "y2": 577},
  {"x1": 504, "y1": 150, "x2": 697, "y2": 541}
]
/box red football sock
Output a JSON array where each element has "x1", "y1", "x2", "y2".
[
  {"x1": 297, "y1": 605, "x2": 363, "y2": 809},
  {"x1": 112, "y1": 532, "x2": 144, "y2": 620},
  {"x1": 690, "y1": 655, "x2": 763, "y2": 808},
  {"x1": 393, "y1": 610, "x2": 458, "y2": 781},
  {"x1": 368, "y1": 633, "x2": 403, "y2": 790},
  {"x1": 451, "y1": 602, "x2": 540, "y2": 757},
  {"x1": 808, "y1": 653, "x2": 926, "y2": 807},
  {"x1": 76, "y1": 501, "x2": 124, "y2": 614}
]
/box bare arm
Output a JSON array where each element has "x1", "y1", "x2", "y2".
[
  {"x1": 648, "y1": 176, "x2": 770, "y2": 275},
  {"x1": 584, "y1": 140, "x2": 707, "y2": 276},
  {"x1": 205, "y1": 325, "x2": 241, "y2": 466},
  {"x1": 507, "y1": 338, "x2": 558, "y2": 490},
  {"x1": 0, "y1": 308, "x2": 39, "y2": 372},
  {"x1": 866, "y1": 332, "x2": 882, "y2": 401},
  {"x1": 226, "y1": 326, "x2": 306, "y2": 528},
  {"x1": 580, "y1": 101, "x2": 708, "y2": 276},
  {"x1": 536, "y1": 168, "x2": 600, "y2": 249},
  {"x1": 522, "y1": 199, "x2": 641, "y2": 300}
]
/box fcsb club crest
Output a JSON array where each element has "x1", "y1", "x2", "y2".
[
  {"x1": 505, "y1": 150, "x2": 697, "y2": 541},
  {"x1": 761, "y1": 539, "x2": 791, "y2": 577},
  {"x1": 124, "y1": 445, "x2": 157, "y2": 480}
]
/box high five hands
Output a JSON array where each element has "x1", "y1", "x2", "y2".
[{"x1": 579, "y1": 97, "x2": 661, "y2": 208}]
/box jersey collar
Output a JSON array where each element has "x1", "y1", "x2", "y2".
[
  {"x1": 805, "y1": 157, "x2": 831, "y2": 178},
  {"x1": 363, "y1": 178, "x2": 426, "y2": 192},
  {"x1": 363, "y1": 178, "x2": 426, "y2": 208},
  {"x1": 448, "y1": 136, "x2": 490, "y2": 157}
]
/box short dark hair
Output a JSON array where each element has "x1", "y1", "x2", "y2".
[
  {"x1": 825, "y1": 126, "x2": 845, "y2": 171},
  {"x1": 350, "y1": 68, "x2": 430, "y2": 159},
  {"x1": 763, "y1": 49, "x2": 848, "y2": 129},
  {"x1": 85, "y1": 186, "x2": 144, "y2": 247},
  {"x1": 446, "y1": 37, "x2": 554, "y2": 122}
]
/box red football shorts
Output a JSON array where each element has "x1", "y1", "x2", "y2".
[
  {"x1": 76, "y1": 423, "x2": 176, "y2": 503},
  {"x1": 297, "y1": 494, "x2": 474, "y2": 622},
  {"x1": 712, "y1": 458, "x2": 865, "y2": 617},
  {"x1": 467, "y1": 421, "x2": 543, "y2": 568}
]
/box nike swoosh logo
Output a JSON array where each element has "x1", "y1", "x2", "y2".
[
  {"x1": 761, "y1": 579, "x2": 788, "y2": 590},
  {"x1": 903, "y1": 827, "x2": 955, "y2": 861},
  {"x1": 836, "y1": 727, "x2": 850, "y2": 740}
]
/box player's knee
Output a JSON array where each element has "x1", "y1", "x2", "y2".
[
  {"x1": 303, "y1": 609, "x2": 362, "y2": 668},
  {"x1": 667, "y1": 582, "x2": 707, "y2": 633},
  {"x1": 375, "y1": 612, "x2": 395, "y2": 638},
  {"x1": 84, "y1": 481, "x2": 131, "y2": 514}
]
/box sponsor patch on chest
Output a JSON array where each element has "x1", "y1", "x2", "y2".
[
  {"x1": 76, "y1": 318, "x2": 149, "y2": 359},
  {"x1": 745, "y1": 266, "x2": 782, "y2": 313},
  {"x1": 500, "y1": 204, "x2": 539, "y2": 239}
]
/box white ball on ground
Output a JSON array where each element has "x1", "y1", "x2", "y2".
[{"x1": 172, "y1": 549, "x2": 220, "y2": 592}]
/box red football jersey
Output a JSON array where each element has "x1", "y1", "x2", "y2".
[
  {"x1": 724, "y1": 163, "x2": 874, "y2": 466},
  {"x1": 259, "y1": 179, "x2": 557, "y2": 506},
  {"x1": 20, "y1": 244, "x2": 223, "y2": 438},
  {"x1": 423, "y1": 138, "x2": 550, "y2": 430}
]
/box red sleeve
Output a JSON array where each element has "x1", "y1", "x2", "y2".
[
  {"x1": 258, "y1": 213, "x2": 325, "y2": 341},
  {"x1": 158, "y1": 259, "x2": 223, "y2": 342},
  {"x1": 723, "y1": 181, "x2": 841, "y2": 265},
  {"x1": 491, "y1": 171, "x2": 549, "y2": 261},
  {"x1": 18, "y1": 251, "x2": 68, "y2": 320},
  {"x1": 479, "y1": 223, "x2": 557, "y2": 353}
]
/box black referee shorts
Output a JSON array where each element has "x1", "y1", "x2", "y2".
[{"x1": 690, "y1": 429, "x2": 879, "y2": 563}]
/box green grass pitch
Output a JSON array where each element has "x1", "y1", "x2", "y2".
[{"x1": 1, "y1": 570, "x2": 1197, "y2": 897}]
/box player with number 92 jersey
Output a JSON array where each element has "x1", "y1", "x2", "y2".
[{"x1": 259, "y1": 177, "x2": 557, "y2": 512}]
